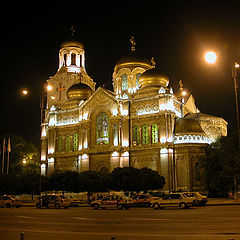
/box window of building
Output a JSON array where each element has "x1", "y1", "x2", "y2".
[
  {"x1": 142, "y1": 125, "x2": 149, "y2": 145},
  {"x1": 96, "y1": 112, "x2": 109, "y2": 144},
  {"x1": 58, "y1": 135, "x2": 64, "y2": 152},
  {"x1": 113, "y1": 124, "x2": 118, "y2": 146},
  {"x1": 121, "y1": 74, "x2": 128, "y2": 91},
  {"x1": 132, "y1": 126, "x2": 140, "y2": 145},
  {"x1": 71, "y1": 53, "x2": 76, "y2": 65},
  {"x1": 73, "y1": 133, "x2": 79, "y2": 151},
  {"x1": 136, "y1": 73, "x2": 141, "y2": 88},
  {"x1": 63, "y1": 54, "x2": 67, "y2": 66},
  {"x1": 194, "y1": 162, "x2": 200, "y2": 181},
  {"x1": 152, "y1": 124, "x2": 158, "y2": 144},
  {"x1": 66, "y1": 134, "x2": 71, "y2": 152}
]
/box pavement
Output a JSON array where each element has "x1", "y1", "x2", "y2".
[{"x1": 21, "y1": 198, "x2": 240, "y2": 207}]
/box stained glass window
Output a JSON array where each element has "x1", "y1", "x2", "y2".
[
  {"x1": 73, "y1": 133, "x2": 79, "y2": 151},
  {"x1": 96, "y1": 112, "x2": 109, "y2": 144},
  {"x1": 66, "y1": 134, "x2": 71, "y2": 152},
  {"x1": 132, "y1": 126, "x2": 140, "y2": 145},
  {"x1": 142, "y1": 125, "x2": 149, "y2": 145},
  {"x1": 136, "y1": 73, "x2": 141, "y2": 88},
  {"x1": 121, "y1": 74, "x2": 128, "y2": 91},
  {"x1": 58, "y1": 135, "x2": 64, "y2": 152},
  {"x1": 152, "y1": 124, "x2": 158, "y2": 144}
]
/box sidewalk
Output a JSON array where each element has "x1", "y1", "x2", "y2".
[{"x1": 207, "y1": 198, "x2": 240, "y2": 206}]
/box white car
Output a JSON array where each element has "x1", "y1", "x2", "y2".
[
  {"x1": 150, "y1": 193, "x2": 194, "y2": 209},
  {"x1": 183, "y1": 192, "x2": 208, "y2": 206}
]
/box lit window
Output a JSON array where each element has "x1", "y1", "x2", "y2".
[
  {"x1": 73, "y1": 133, "x2": 79, "y2": 151},
  {"x1": 96, "y1": 112, "x2": 109, "y2": 144},
  {"x1": 152, "y1": 124, "x2": 158, "y2": 144},
  {"x1": 66, "y1": 134, "x2": 71, "y2": 152},
  {"x1": 121, "y1": 74, "x2": 128, "y2": 91},
  {"x1": 132, "y1": 126, "x2": 140, "y2": 145},
  {"x1": 58, "y1": 135, "x2": 64, "y2": 152},
  {"x1": 142, "y1": 125, "x2": 149, "y2": 145},
  {"x1": 136, "y1": 73, "x2": 141, "y2": 88}
]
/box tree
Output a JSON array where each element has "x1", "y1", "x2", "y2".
[
  {"x1": 202, "y1": 131, "x2": 240, "y2": 197},
  {"x1": 109, "y1": 167, "x2": 165, "y2": 192}
]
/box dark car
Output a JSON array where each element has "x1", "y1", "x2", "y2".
[{"x1": 35, "y1": 195, "x2": 70, "y2": 209}]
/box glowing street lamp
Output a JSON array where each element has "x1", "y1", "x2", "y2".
[
  {"x1": 22, "y1": 89, "x2": 29, "y2": 95},
  {"x1": 204, "y1": 51, "x2": 217, "y2": 64}
]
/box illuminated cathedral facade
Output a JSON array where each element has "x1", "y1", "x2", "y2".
[{"x1": 40, "y1": 37, "x2": 227, "y2": 191}]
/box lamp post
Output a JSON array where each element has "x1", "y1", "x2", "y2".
[
  {"x1": 232, "y1": 62, "x2": 240, "y2": 149},
  {"x1": 204, "y1": 51, "x2": 240, "y2": 200}
]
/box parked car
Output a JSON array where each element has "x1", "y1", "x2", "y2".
[
  {"x1": 0, "y1": 195, "x2": 22, "y2": 208},
  {"x1": 90, "y1": 194, "x2": 131, "y2": 209},
  {"x1": 130, "y1": 193, "x2": 159, "y2": 207},
  {"x1": 69, "y1": 195, "x2": 89, "y2": 207},
  {"x1": 150, "y1": 193, "x2": 194, "y2": 209},
  {"x1": 35, "y1": 195, "x2": 70, "y2": 209},
  {"x1": 183, "y1": 192, "x2": 208, "y2": 206}
]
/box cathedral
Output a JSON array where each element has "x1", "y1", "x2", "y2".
[{"x1": 40, "y1": 37, "x2": 227, "y2": 191}]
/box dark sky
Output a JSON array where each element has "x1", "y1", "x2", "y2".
[{"x1": 1, "y1": 1, "x2": 240, "y2": 148}]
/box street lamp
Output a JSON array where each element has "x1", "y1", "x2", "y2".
[
  {"x1": 204, "y1": 51, "x2": 217, "y2": 64},
  {"x1": 232, "y1": 62, "x2": 240, "y2": 149}
]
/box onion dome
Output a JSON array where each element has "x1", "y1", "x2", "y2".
[
  {"x1": 139, "y1": 68, "x2": 169, "y2": 88},
  {"x1": 174, "y1": 118, "x2": 206, "y2": 136},
  {"x1": 67, "y1": 83, "x2": 93, "y2": 101},
  {"x1": 114, "y1": 53, "x2": 152, "y2": 72},
  {"x1": 60, "y1": 41, "x2": 84, "y2": 49}
]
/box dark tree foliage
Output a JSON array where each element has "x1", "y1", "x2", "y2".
[
  {"x1": 202, "y1": 131, "x2": 240, "y2": 197},
  {"x1": 0, "y1": 134, "x2": 39, "y2": 194},
  {"x1": 109, "y1": 167, "x2": 165, "y2": 192}
]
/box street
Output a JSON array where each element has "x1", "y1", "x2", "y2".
[{"x1": 0, "y1": 205, "x2": 240, "y2": 240}]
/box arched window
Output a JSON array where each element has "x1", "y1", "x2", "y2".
[
  {"x1": 132, "y1": 126, "x2": 140, "y2": 145},
  {"x1": 73, "y1": 133, "x2": 79, "y2": 151},
  {"x1": 71, "y1": 53, "x2": 76, "y2": 65},
  {"x1": 152, "y1": 124, "x2": 158, "y2": 144},
  {"x1": 96, "y1": 113, "x2": 109, "y2": 144},
  {"x1": 142, "y1": 125, "x2": 149, "y2": 145},
  {"x1": 113, "y1": 124, "x2": 118, "y2": 146},
  {"x1": 66, "y1": 134, "x2": 71, "y2": 152},
  {"x1": 121, "y1": 74, "x2": 128, "y2": 91},
  {"x1": 136, "y1": 73, "x2": 141, "y2": 89},
  {"x1": 80, "y1": 55, "x2": 82, "y2": 67},
  {"x1": 63, "y1": 54, "x2": 67, "y2": 66},
  {"x1": 194, "y1": 162, "x2": 200, "y2": 181},
  {"x1": 58, "y1": 135, "x2": 64, "y2": 152}
]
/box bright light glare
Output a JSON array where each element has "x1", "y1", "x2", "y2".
[
  {"x1": 47, "y1": 85, "x2": 53, "y2": 91},
  {"x1": 204, "y1": 51, "x2": 217, "y2": 64},
  {"x1": 182, "y1": 90, "x2": 187, "y2": 96},
  {"x1": 235, "y1": 63, "x2": 240, "y2": 68},
  {"x1": 22, "y1": 90, "x2": 28, "y2": 95}
]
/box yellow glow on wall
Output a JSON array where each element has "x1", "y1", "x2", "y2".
[
  {"x1": 122, "y1": 151, "x2": 129, "y2": 157},
  {"x1": 160, "y1": 137, "x2": 166, "y2": 143},
  {"x1": 82, "y1": 154, "x2": 88, "y2": 160},
  {"x1": 122, "y1": 139, "x2": 129, "y2": 147},
  {"x1": 160, "y1": 148, "x2": 168, "y2": 154}
]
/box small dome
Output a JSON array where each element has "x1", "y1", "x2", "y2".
[
  {"x1": 61, "y1": 41, "x2": 84, "y2": 49},
  {"x1": 139, "y1": 68, "x2": 169, "y2": 88},
  {"x1": 174, "y1": 118, "x2": 206, "y2": 136},
  {"x1": 67, "y1": 83, "x2": 92, "y2": 101},
  {"x1": 115, "y1": 53, "x2": 152, "y2": 72}
]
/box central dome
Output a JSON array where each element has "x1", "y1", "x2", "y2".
[
  {"x1": 139, "y1": 68, "x2": 169, "y2": 88},
  {"x1": 67, "y1": 83, "x2": 93, "y2": 101},
  {"x1": 114, "y1": 53, "x2": 152, "y2": 72}
]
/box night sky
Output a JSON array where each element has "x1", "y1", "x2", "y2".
[{"x1": 1, "y1": 1, "x2": 240, "y2": 148}]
